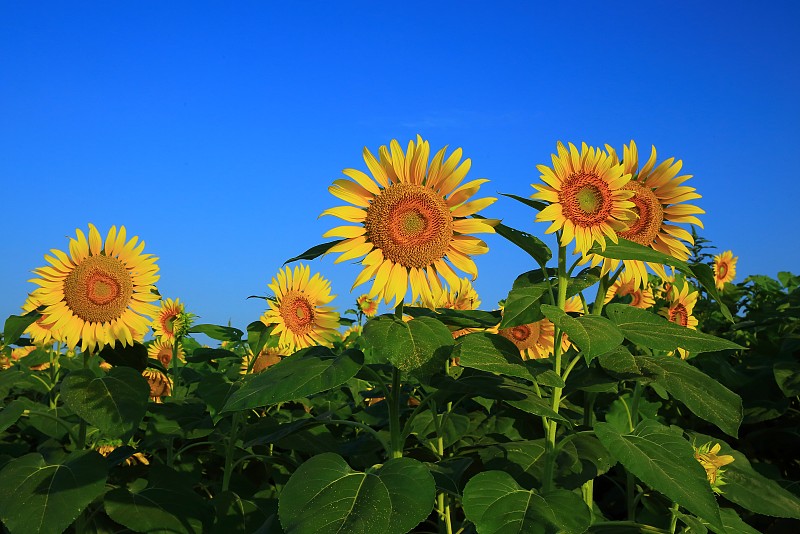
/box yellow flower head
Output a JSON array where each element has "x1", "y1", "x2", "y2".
[
  {"x1": 532, "y1": 142, "x2": 636, "y2": 255},
  {"x1": 28, "y1": 224, "x2": 160, "y2": 353},
  {"x1": 693, "y1": 441, "x2": 734, "y2": 493},
  {"x1": 579, "y1": 141, "x2": 705, "y2": 287},
  {"x1": 605, "y1": 269, "x2": 656, "y2": 309},
  {"x1": 659, "y1": 280, "x2": 699, "y2": 359},
  {"x1": 147, "y1": 338, "x2": 185, "y2": 368},
  {"x1": 497, "y1": 319, "x2": 555, "y2": 360},
  {"x1": 142, "y1": 369, "x2": 171, "y2": 402},
  {"x1": 356, "y1": 294, "x2": 379, "y2": 317},
  {"x1": 713, "y1": 250, "x2": 737, "y2": 289},
  {"x1": 151, "y1": 298, "x2": 185, "y2": 341},
  {"x1": 260, "y1": 264, "x2": 340, "y2": 353},
  {"x1": 322, "y1": 136, "x2": 499, "y2": 306},
  {"x1": 241, "y1": 346, "x2": 286, "y2": 374}
]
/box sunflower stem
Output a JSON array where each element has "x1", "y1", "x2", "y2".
[
  {"x1": 668, "y1": 502, "x2": 680, "y2": 533},
  {"x1": 627, "y1": 381, "x2": 644, "y2": 521},
  {"x1": 593, "y1": 273, "x2": 610, "y2": 316},
  {"x1": 171, "y1": 334, "x2": 182, "y2": 399},
  {"x1": 543, "y1": 243, "x2": 568, "y2": 492},
  {"x1": 389, "y1": 366, "x2": 403, "y2": 459},
  {"x1": 222, "y1": 412, "x2": 242, "y2": 492}
]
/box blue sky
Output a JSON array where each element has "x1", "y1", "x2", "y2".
[{"x1": 2, "y1": 1, "x2": 798, "y2": 332}]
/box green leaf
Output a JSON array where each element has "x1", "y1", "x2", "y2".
[
  {"x1": 541, "y1": 304, "x2": 623, "y2": 362},
  {"x1": 375, "y1": 458, "x2": 436, "y2": 534},
  {"x1": 501, "y1": 192, "x2": 548, "y2": 213},
  {"x1": 500, "y1": 277, "x2": 550, "y2": 328},
  {"x1": 0, "y1": 451, "x2": 108, "y2": 534},
  {"x1": 362, "y1": 315, "x2": 453, "y2": 373},
  {"x1": 462, "y1": 470, "x2": 591, "y2": 534},
  {"x1": 773, "y1": 361, "x2": 800, "y2": 397},
  {"x1": 404, "y1": 307, "x2": 502, "y2": 329},
  {"x1": 481, "y1": 213, "x2": 552, "y2": 267},
  {"x1": 633, "y1": 355, "x2": 742, "y2": 437},
  {"x1": 594, "y1": 420, "x2": 723, "y2": 530},
  {"x1": 222, "y1": 347, "x2": 364, "y2": 412},
  {"x1": 187, "y1": 347, "x2": 241, "y2": 363},
  {"x1": 212, "y1": 491, "x2": 270, "y2": 534},
  {"x1": 689, "y1": 263, "x2": 734, "y2": 321},
  {"x1": 3, "y1": 310, "x2": 40, "y2": 346},
  {"x1": 284, "y1": 240, "x2": 344, "y2": 264},
  {"x1": 278, "y1": 453, "x2": 392, "y2": 534},
  {"x1": 605, "y1": 304, "x2": 743, "y2": 353},
  {"x1": 189, "y1": 324, "x2": 244, "y2": 341},
  {"x1": 478, "y1": 440, "x2": 547, "y2": 485},
  {"x1": 61, "y1": 367, "x2": 150, "y2": 438},
  {"x1": 0, "y1": 399, "x2": 26, "y2": 433},
  {"x1": 246, "y1": 320, "x2": 273, "y2": 359},
  {"x1": 105, "y1": 465, "x2": 212, "y2": 533},
  {"x1": 98, "y1": 341, "x2": 149, "y2": 371},
  {"x1": 454, "y1": 332, "x2": 540, "y2": 381}
]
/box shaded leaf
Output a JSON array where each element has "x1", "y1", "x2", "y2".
[
  {"x1": 189, "y1": 324, "x2": 244, "y2": 342},
  {"x1": 3, "y1": 310, "x2": 40, "y2": 346},
  {"x1": 284, "y1": 240, "x2": 344, "y2": 264},
  {"x1": 454, "y1": 332, "x2": 541, "y2": 381},
  {"x1": 541, "y1": 305, "x2": 623, "y2": 362},
  {"x1": 362, "y1": 315, "x2": 453, "y2": 374}
]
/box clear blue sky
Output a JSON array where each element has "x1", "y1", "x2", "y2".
[{"x1": 2, "y1": 1, "x2": 798, "y2": 332}]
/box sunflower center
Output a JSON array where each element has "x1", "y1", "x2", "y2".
[
  {"x1": 669, "y1": 304, "x2": 689, "y2": 327},
  {"x1": 500, "y1": 321, "x2": 542, "y2": 349},
  {"x1": 280, "y1": 291, "x2": 315, "y2": 335},
  {"x1": 365, "y1": 182, "x2": 454, "y2": 268},
  {"x1": 161, "y1": 313, "x2": 178, "y2": 336},
  {"x1": 63, "y1": 255, "x2": 133, "y2": 323},
  {"x1": 717, "y1": 263, "x2": 728, "y2": 278},
  {"x1": 619, "y1": 182, "x2": 664, "y2": 245},
  {"x1": 559, "y1": 172, "x2": 614, "y2": 227},
  {"x1": 156, "y1": 346, "x2": 172, "y2": 367}
]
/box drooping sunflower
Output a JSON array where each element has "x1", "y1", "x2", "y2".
[
  {"x1": 532, "y1": 142, "x2": 637, "y2": 255},
  {"x1": 321, "y1": 136, "x2": 499, "y2": 306},
  {"x1": 28, "y1": 224, "x2": 160, "y2": 353},
  {"x1": 147, "y1": 338, "x2": 185, "y2": 368},
  {"x1": 604, "y1": 269, "x2": 655, "y2": 309},
  {"x1": 151, "y1": 298, "x2": 185, "y2": 341},
  {"x1": 260, "y1": 264, "x2": 340, "y2": 353},
  {"x1": 142, "y1": 369, "x2": 171, "y2": 402},
  {"x1": 580, "y1": 141, "x2": 705, "y2": 286},
  {"x1": 713, "y1": 250, "x2": 737, "y2": 289},
  {"x1": 356, "y1": 294, "x2": 379, "y2": 318}
]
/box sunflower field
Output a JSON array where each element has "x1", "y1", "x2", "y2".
[{"x1": 1, "y1": 137, "x2": 799, "y2": 534}]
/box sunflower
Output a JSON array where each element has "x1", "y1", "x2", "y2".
[
  {"x1": 260, "y1": 264, "x2": 340, "y2": 352},
  {"x1": 713, "y1": 250, "x2": 737, "y2": 289},
  {"x1": 241, "y1": 346, "x2": 286, "y2": 374},
  {"x1": 580, "y1": 141, "x2": 705, "y2": 286},
  {"x1": 28, "y1": 224, "x2": 160, "y2": 353},
  {"x1": 321, "y1": 136, "x2": 499, "y2": 306},
  {"x1": 151, "y1": 298, "x2": 184, "y2": 341},
  {"x1": 427, "y1": 277, "x2": 483, "y2": 339},
  {"x1": 356, "y1": 295, "x2": 379, "y2": 317},
  {"x1": 693, "y1": 442, "x2": 734, "y2": 493},
  {"x1": 497, "y1": 319, "x2": 555, "y2": 360},
  {"x1": 659, "y1": 280, "x2": 699, "y2": 358},
  {"x1": 142, "y1": 369, "x2": 171, "y2": 402},
  {"x1": 532, "y1": 142, "x2": 637, "y2": 255},
  {"x1": 147, "y1": 338, "x2": 185, "y2": 367},
  {"x1": 604, "y1": 269, "x2": 655, "y2": 309},
  {"x1": 22, "y1": 290, "x2": 60, "y2": 346}
]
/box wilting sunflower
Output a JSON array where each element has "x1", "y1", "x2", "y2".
[
  {"x1": 22, "y1": 290, "x2": 59, "y2": 346},
  {"x1": 260, "y1": 264, "x2": 340, "y2": 352},
  {"x1": 713, "y1": 250, "x2": 737, "y2": 289},
  {"x1": 147, "y1": 338, "x2": 185, "y2": 367},
  {"x1": 356, "y1": 294, "x2": 379, "y2": 317},
  {"x1": 693, "y1": 442, "x2": 734, "y2": 493},
  {"x1": 28, "y1": 224, "x2": 160, "y2": 353},
  {"x1": 604, "y1": 269, "x2": 655, "y2": 309},
  {"x1": 142, "y1": 369, "x2": 171, "y2": 402},
  {"x1": 532, "y1": 142, "x2": 637, "y2": 255},
  {"x1": 151, "y1": 298, "x2": 184, "y2": 341},
  {"x1": 321, "y1": 136, "x2": 498, "y2": 306},
  {"x1": 580, "y1": 141, "x2": 705, "y2": 286}
]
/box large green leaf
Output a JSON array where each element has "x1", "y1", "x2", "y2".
[
  {"x1": 605, "y1": 304, "x2": 743, "y2": 353},
  {"x1": 462, "y1": 470, "x2": 591, "y2": 534},
  {"x1": 541, "y1": 304, "x2": 623, "y2": 362},
  {"x1": 480, "y1": 212, "x2": 552, "y2": 267},
  {"x1": 362, "y1": 315, "x2": 453, "y2": 373},
  {"x1": 594, "y1": 420, "x2": 723, "y2": 530},
  {"x1": 499, "y1": 277, "x2": 550, "y2": 328},
  {"x1": 404, "y1": 307, "x2": 502, "y2": 329},
  {"x1": 773, "y1": 361, "x2": 800, "y2": 397},
  {"x1": 688, "y1": 432, "x2": 800, "y2": 519},
  {"x1": 104, "y1": 465, "x2": 212, "y2": 533},
  {"x1": 61, "y1": 367, "x2": 150, "y2": 438},
  {"x1": 454, "y1": 332, "x2": 540, "y2": 381},
  {"x1": 222, "y1": 347, "x2": 363, "y2": 412},
  {"x1": 212, "y1": 491, "x2": 270, "y2": 534},
  {"x1": 284, "y1": 240, "x2": 344, "y2": 264},
  {"x1": 478, "y1": 440, "x2": 547, "y2": 485},
  {"x1": 0, "y1": 399, "x2": 26, "y2": 433},
  {"x1": 0, "y1": 451, "x2": 108, "y2": 534},
  {"x1": 3, "y1": 310, "x2": 40, "y2": 346},
  {"x1": 189, "y1": 324, "x2": 244, "y2": 341},
  {"x1": 279, "y1": 453, "x2": 434, "y2": 534},
  {"x1": 635, "y1": 355, "x2": 742, "y2": 437}
]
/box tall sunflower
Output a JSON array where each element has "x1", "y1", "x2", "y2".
[
  {"x1": 260, "y1": 264, "x2": 340, "y2": 352},
  {"x1": 580, "y1": 141, "x2": 705, "y2": 286},
  {"x1": 321, "y1": 136, "x2": 498, "y2": 306},
  {"x1": 28, "y1": 224, "x2": 160, "y2": 353},
  {"x1": 151, "y1": 298, "x2": 185, "y2": 341},
  {"x1": 713, "y1": 250, "x2": 737, "y2": 289},
  {"x1": 532, "y1": 142, "x2": 637, "y2": 255}
]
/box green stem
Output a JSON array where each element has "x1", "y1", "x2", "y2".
[
  {"x1": 627, "y1": 382, "x2": 644, "y2": 521},
  {"x1": 171, "y1": 334, "x2": 182, "y2": 398},
  {"x1": 222, "y1": 413, "x2": 242, "y2": 492},
  {"x1": 592, "y1": 273, "x2": 610, "y2": 316},
  {"x1": 389, "y1": 367, "x2": 403, "y2": 459},
  {"x1": 668, "y1": 502, "x2": 680, "y2": 534}
]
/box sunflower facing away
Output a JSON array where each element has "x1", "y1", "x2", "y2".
[
  {"x1": 151, "y1": 298, "x2": 185, "y2": 341},
  {"x1": 532, "y1": 142, "x2": 637, "y2": 255},
  {"x1": 260, "y1": 264, "x2": 340, "y2": 353},
  {"x1": 28, "y1": 224, "x2": 160, "y2": 353},
  {"x1": 321, "y1": 136, "x2": 499, "y2": 306},
  {"x1": 580, "y1": 141, "x2": 705, "y2": 286},
  {"x1": 713, "y1": 250, "x2": 737, "y2": 289}
]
